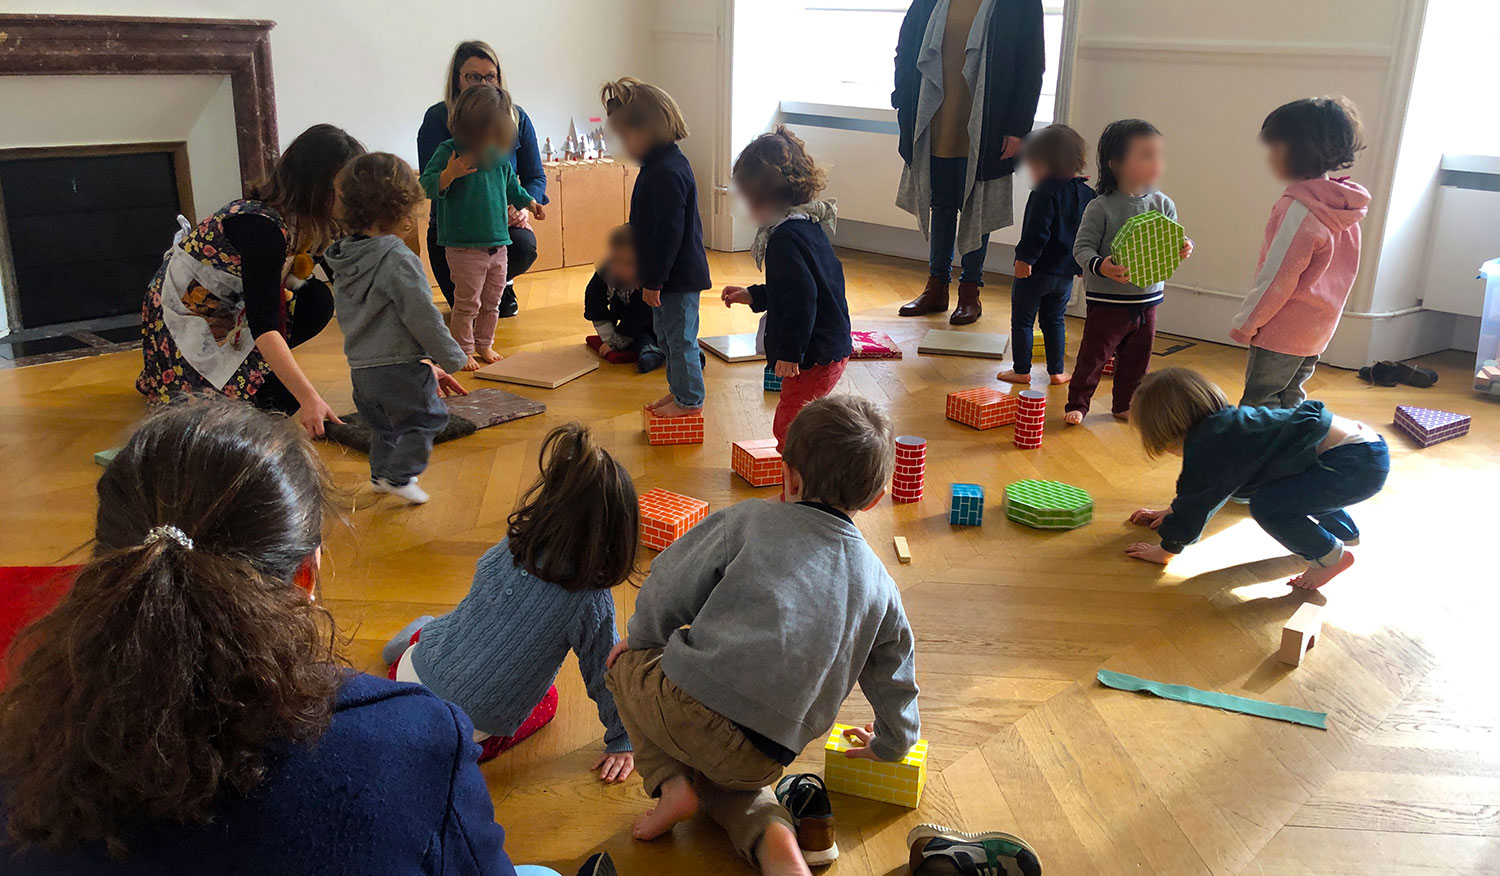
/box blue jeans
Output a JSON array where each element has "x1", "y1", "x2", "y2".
[
  {"x1": 652, "y1": 292, "x2": 705, "y2": 407},
  {"x1": 1248, "y1": 439, "x2": 1389, "y2": 564},
  {"x1": 1010, "y1": 273, "x2": 1073, "y2": 374},
  {"x1": 929, "y1": 156, "x2": 989, "y2": 284}
]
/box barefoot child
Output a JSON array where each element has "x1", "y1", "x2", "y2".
[
  {"x1": 1230, "y1": 97, "x2": 1368, "y2": 408},
  {"x1": 325, "y1": 153, "x2": 469, "y2": 506},
  {"x1": 585, "y1": 224, "x2": 665, "y2": 373},
  {"x1": 721, "y1": 127, "x2": 851, "y2": 448},
  {"x1": 1000, "y1": 124, "x2": 1095, "y2": 387},
  {"x1": 1067, "y1": 119, "x2": 1193, "y2": 424},
  {"x1": 384, "y1": 424, "x2": 637, "y2": 781},
  {"x1": 606, "y1": 396, "x2": 920, "y2": 876},
  {"x1": 1124, "y1": 368, "x2": 1388, "y2": 590},
  {"x1": 603, "y1": 77, "x2": 711, "y2": 418},
  {"x1": 420, "y1": 84, "x2": 546, "y2": 370}
]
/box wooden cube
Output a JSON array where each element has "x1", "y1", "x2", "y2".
[
  {"x1": 823, "y1": 723, "x2": 928, "y2": 808},
  {"x1": 731, "y1": 438, "x2": 783, "y2": 487},
  {"x1": 643, "y1": 407, "x2": 705, "y2": 446},
  {"x1": 1277, "y1": 602, "x2": 1324, "y2": 666},
  {"x1": 945, "y1": 387, "x2": 1019, "y2": 431},
  {"x1": 638, "y1": 488, "x2": 708, "y2": 552}
]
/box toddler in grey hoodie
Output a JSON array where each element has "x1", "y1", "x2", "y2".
[{"x1": 325, "y1": 153, "x2": 468, "y2": 505}]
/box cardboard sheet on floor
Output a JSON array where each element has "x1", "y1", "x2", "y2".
[
  {"x1": 700, "y1": 333, "x2": 763, "y2": 363},
  {"x1": 474, "y1": 346, "x2": 600, "y2": 389},
  {"x1": 1097, "y1": 669, "x2": 1327, "y2": 729},
  {"x1": 917, "y1": 329, "x2": 1010, "y2": 359},
  {"x1": 323, "y1": 388, "x2": 545, "y2": 453}
]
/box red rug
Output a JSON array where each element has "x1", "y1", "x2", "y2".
[{"x1": 0, "y1": 566, "x2": 78, "y2": 683}]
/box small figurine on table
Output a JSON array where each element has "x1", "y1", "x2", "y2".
[{"x1": 542, "y1": 136, "x2": 555, "y2": 163}]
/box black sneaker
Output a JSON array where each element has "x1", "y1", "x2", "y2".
[
  {"x1": 907, "y1": 824, "x2": 1042, "y2": 875},
  {"x1": 499, "y1": 283, "x2": 520, "y2": 318},
  {"x1": 575, "y1": 852, "x2": 617, "y2": 876},
  {"x1": 774, "y1": 773, "x2": 838, "y2": 866}
]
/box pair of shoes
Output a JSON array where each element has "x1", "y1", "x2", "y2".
[
  {"x1": 949, "y1": 281, "x2": 982, "y2": 325},
  {"x1": 637, "y1": 348, "x2": 666, "y2": 373},
  {"x1": 900, "y1": 277, "x2": 950, "y2": 317},
  {"x1": 498, "y1": 283, "x2": 519, "y2": 318},
  {"x1": 576, "y1": 853, "x2": 617, "y2": 876},
  {"x1": 1361, "y1": 360, "x2": 1438, "y2": 388},
  {"x1": 908, "y1": 824, "x2": 1042, "y2": 875},
  {"x1": 372, "y1": 477, "x2": 429, "y2": 505},
  {"x1": 776, "y1": 774, "x2": 838, "y2": 865}
]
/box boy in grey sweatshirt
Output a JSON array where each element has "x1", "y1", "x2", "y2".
[
  {"x1": 324, "y1": 153, "x2": 469, "y2": 505},
  {"x1": 606, "y1": 395, "x2": 920, "y2": 874}
]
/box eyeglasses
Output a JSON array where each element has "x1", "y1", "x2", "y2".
[{"x1": 461, "y1": 72, "x2": 499, "y2": 86}]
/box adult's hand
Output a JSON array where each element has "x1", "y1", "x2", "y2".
[
  {"x1": 999, "y1": 135, "x2": 1023, "y2": 160},
  {"x1": 297, "y1": 396, "x2": 343, "y2": 439}
]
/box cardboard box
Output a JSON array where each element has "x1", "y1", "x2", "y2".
[
  {"x1": 823, "y1": 723, "x2": 928, "y2": 808},
  {"x1": 638, "y1": 488, "x2": 708, "y2": 552},
  {"x1": 731, "y1": 438, "x2": 782, "y2": 487}
]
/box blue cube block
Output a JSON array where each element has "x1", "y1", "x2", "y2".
[
  {"x1": 950, "y1": 483, "x2": 985, "y2": 526},
  {"x1": 763, "y1": 366, "x2": 782, "y2": 392}
]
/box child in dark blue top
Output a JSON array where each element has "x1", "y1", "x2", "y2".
[
  {"x1": 603, "y1": 77, "x2": 712, "y2": 418},
  {"x1": 1001, "y1": 124, "x2": 1096, "y2": 386},
  {"x1": 584, "y1": 224, "x2": 663, "y2": 373},
  {"x1": 1124, "y1": 368, "x2": 1389, "y2": 591},
  {"x1": 722, "y1": 127, "x2": 852, "y2": 448}
]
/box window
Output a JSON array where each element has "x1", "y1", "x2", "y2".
[{"x1": 792, "y1": 1, "x2": 1067, "y2": 125}]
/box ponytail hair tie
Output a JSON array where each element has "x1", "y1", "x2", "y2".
[{"x1": 142, "y1": 525, "x2": 194, "y2": 551}]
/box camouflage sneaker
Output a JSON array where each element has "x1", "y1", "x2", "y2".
[{"x1": 907, "y1": 824, "x2": 1042, "y2": 875}]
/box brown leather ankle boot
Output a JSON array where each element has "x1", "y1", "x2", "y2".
[
  {"x1": 899, "y1": 276, "x2": 950, "y2": 317},
  {"x1": 949, "y1": 281, "x2": 982, "y2": 325}
]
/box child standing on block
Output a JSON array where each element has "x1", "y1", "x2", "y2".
[
  {"x1": 325, "y1": 153, "x2": 470, "y2": 506},
  {"x1": 721, "y1": 127, "x2": 852, "y2": 449},
  {"x1": 1230, "y1": 97, "x2": 1368, "y2": 408},
  {"x1": 1000, "y1": 124, "x2": 1095, "y2": 386},
  {"x1": 605, "y1": 396, "x2": 920, "y2": 876},
  {"x1": 384, "y1": 424, "x2": 638, "y2": 780},
  {"x1": 420, "y1": 85, "x2": 546, "y2": 370},
  {"x1": 1124, "y1": 368, "x2": 1388, "y2": 590},
  {"x1": 585, "y1": 224, "x2": 665, "y2": 373},
  {"x1": 1067, "y1": 119, "x2": 1193, "y2": 424},
  {"x1": 603, "y1": 77, "x2": 711, "y2": 418}
]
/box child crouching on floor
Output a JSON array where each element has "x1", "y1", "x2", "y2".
[
  {"x1": 722, "y1": 126, "x2": 851, "y2": 450},
  {"x1": 1124, "y1": 368, "x2": 1389, "y2": 590},
  {"x1": 585, "y1": 224, "x2": 664, "y2": 373},
  {"x1": 325, "y1": 152, "x2": 469, "y2": 506},
  {"x1": 383, "y1": 424, "x2": 637, "y2": 781},
  {"x1": 605, "y1": 396, "x2": 920, "y2": 876}
]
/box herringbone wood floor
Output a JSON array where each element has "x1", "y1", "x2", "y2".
[{"x1": 3, "y1": 248, "x2": 1498, "y2": 875}]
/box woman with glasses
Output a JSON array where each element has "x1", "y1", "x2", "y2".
[{"x1": 418, "y1": 40, "x2": 549, "y2": 320}]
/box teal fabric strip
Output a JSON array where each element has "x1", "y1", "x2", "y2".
[{"x1": 1097, "y1": 669, "x2": 1327, "y2": 730}]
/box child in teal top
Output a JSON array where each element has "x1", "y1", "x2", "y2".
[{"x1": 419, "y1": 85, "x2": 546, "y2": 369}]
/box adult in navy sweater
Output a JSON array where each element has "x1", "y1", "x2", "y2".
[{"x1": 418, "y1": 41, "x2": 548, "y2": 318}]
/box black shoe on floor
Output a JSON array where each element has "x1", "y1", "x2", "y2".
[
  {"x1": 1387, "y1": 360, "x2": 1438, "y2": 388},
  {"x1": 576, "y1": 852, "x2": 617, "y2": 876},
  {"x1": 1358, "y1": 364, "x2": 1398, "y2": 387},
  {"x1": 499, "y1": 283, "x2": 519, "y2": 319}
]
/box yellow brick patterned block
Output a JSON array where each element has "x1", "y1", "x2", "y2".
[{"x1": 822, "y1": 723, "x2": 928, "y2": 808}]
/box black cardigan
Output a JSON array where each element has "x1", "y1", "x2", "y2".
[
  {"x1": 583, "y1": 270, "x2": 656, "y2": 345},
  {"x1": 747, "y1": 219, "x2": 853, "y2": 369},
  {"x1": 630, "y1": 144, "x2": 711, "y2": 295},
  {"x1": 893, "y1": 0, "x2": 1046, "y2": 182}
]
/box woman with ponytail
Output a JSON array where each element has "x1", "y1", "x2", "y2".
[{"x1": 0, "y1": 399, "x2": 547, "y2": 875}]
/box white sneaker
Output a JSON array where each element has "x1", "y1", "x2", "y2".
[{"x1": 372, "y1": 478, "x2": 429, "y2": 505}]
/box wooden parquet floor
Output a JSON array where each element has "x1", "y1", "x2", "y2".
[{"x1": 3, "y1": 248, "x2": 1498, "y2": 875}]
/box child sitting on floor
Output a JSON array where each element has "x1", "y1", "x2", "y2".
[
  {"x1": 1000, "y1": 124, "x2": 1096, "y2": 386},
  {"x1": 325, "y1": 152, "x2": 469, "y2": 506},
  {"x1": 605, "y1": 396, "x2": 920, "y2": 876},
  {"x1": 1123, "y1": 367, "x2": 1389, "y2": 590},
  {"x1": 585, "y1": 224, "x2": 665, "y2": 373},
  {"x1": 722, "y1": 127, "x2": 851, "y2": 450},
  {"x1": 384, "y1": 424, "x2": 637, "y2": 781}
]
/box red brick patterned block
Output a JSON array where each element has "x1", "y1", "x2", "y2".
[
  {"x1": 946, "y1": 387, "x2": 1019, "y2": 430},
  {"x1": 642, "y1": 406, "x2": 705, "y2": 446},
  {"x1": 732, "y1": 438, "x2": 783, "y2": 487},
  {"x1": 639, "y1": 488, "x2": 709, "y2": 552},
  {"x1": 1013, "y1": 390, "x2": 1046, "y2": 450},
  {"x1": 892, "y1": 435, "x2": 926, "y2": 503}
]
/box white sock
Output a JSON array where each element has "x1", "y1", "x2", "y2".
[{"x1": 373, "y1": 477, "x2": 430, "y2": 505}]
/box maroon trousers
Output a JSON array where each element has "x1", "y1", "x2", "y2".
[{"x1": 1066, "y1": 303, "x2": 1157, "y2": 416}]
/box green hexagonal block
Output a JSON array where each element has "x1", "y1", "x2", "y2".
[
  {"x1": 1003, "y1": 479, "x2": 1093, "y2": 530},
  {"x1": 1111, "y1": 210, "x2": 1185, "y2": 288}
]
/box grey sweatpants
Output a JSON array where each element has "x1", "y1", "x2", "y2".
[
  {"x1": 351, "y1": 362, "x2": 448, "y2": 485},
  {"x1": 1240, "y1": 346, "x2": 1319, "y2": 409}
]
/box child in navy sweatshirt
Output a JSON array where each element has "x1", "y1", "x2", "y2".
[
  {"x1": 603, "y1": 77, "x2": 711, "y2": 418},
  {"x1": 585, "y1": 224, "x2": 664, "y2": 373},
  {"x1": 1000, "y1": 124, "x2": 1095, "y2": 386},
  {"x1": 722, "y1": 127, "x2": 852, "y2": 448}
]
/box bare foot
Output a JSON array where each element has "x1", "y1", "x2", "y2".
[
  {"x1": 1113, "y1": 409, "x2": 1130, "y2": 422},
  {"x1": 1063, "y1": 410, "x2": 1084, "y2": 426},
  {"x1": 460, "y1": 355, "x2": 482, "y2": 372},
  {"x1": 646, "y1": 392, "x2": 676, "y2": 412},
  {"x1": 653, "y1": 401, "x2": 703, "y2": 418},
  {"x1": 477, "y1": 346, "x2": 503, "y2": 364},
  {"x1": 1289, "y1": 550, "x2": 1355, "y2": 590},
  {"x1": 997, "y1": 370, "x2": 1032, "y2": 385},
  {"x1": 1049, "y1": 372, "x2": 1072, "y2": 385},
  {"x1": 631, "y1": 775, "x2": 699, "y2": 841},
  {"x1": 755, "y1": 822, "x2": 814, "y2": 876}
]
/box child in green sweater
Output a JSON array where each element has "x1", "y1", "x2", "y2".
[{"x1": 420, "y1": 85, "x2": 545, "y2": 370}]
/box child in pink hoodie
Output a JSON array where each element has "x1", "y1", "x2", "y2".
[{"x1": 1230, "y1": 97, "x2": 1369, "y2": 408}]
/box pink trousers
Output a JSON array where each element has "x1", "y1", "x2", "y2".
[{"x1": 445, "y1": 246, "x2": 509, "y2": 352}]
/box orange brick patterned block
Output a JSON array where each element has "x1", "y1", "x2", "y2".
[
  {"x1": 731, "y1": 438, "x2": 783, "y2": 487},
  {"x1": 642, "y1": 406, "x2": 705, "y2": 446},
  {"x1": 639, "y1": 488, "x2": 709, "y2": 552},
  {"x1": 945, "y1": 387, "x2": 1019, "y2": 430}
]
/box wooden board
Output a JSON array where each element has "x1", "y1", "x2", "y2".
[
  {"x1": 917, "y1": 329, "x2": 1010, "y2": 359},
  {"x1": 700, "y1": 333, "x2": 764, "y2": 363},
  {"x1": 473, "y1": 346, "x2": 600, "y2": 389},
  {"x1": 560, "y1": 162, "x2": 626, "y2": 267}
]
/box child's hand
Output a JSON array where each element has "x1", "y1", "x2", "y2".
[
  {"x1": 1128, "y1": 508, "x2": 1168, "y2": 529},
  {"x1": 530, "y1": 201, "x2": 547, "y2": 221},
  {"x1": 1013, "y1": 260, "x2": 1032, "y2": 280},
  {"x1": 605, "y1": 639, "x2": 630, "y2": 668},
  {"x1": 774, "y1": 360, "x2": 801, "y2": 379},
  {"x1": 592, "y1": 751, "x2": 635, "y2": 784},
  {"x1": 430, "y1": 364, "x2": 469, "y2": 398},
  {"x1": 596, "y1": 339, "x2": 614, "y2": 356},
  {"x1": 1101, "y1": 256, "x2": 1130, "y2": 282},
  {"x1": 1179, "y1": 237, "x2": 1194, "y2": 260},
  {"x1": 721, "y1": 285, "x2": 752, "y2": 307},
  {"x1": 1125, "y1": 542, "x2": 1175, "y2": 564},
  {"x1": 839, "y1": 723, "x2": 886, "y2": 761},
  {"x1": 643, "y1": 288, "x2": 662, "y2": 308},
  {"x1": 439, "y1": 152, "x2": 476, "y2": 190}
]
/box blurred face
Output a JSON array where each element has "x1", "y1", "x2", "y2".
[
  {"x1": 1264, "y1": 139, "x2": 1296, "y2": 182},
  {"x1": 605, "y1": 243, "x2": 638, "y2": 287},
  {"x1": 609, "y1": 117, "x2": 656, "y2": 163},
  {"x1": 457, "y1": 57, "x2": 500, "y2": 92},
  {"x1": 1024, "y1": 155, "x2": 1049, "y2": 187},
  {"x1": 1111, "y1": 134, "x2": 1165, "y2": 194},
  {"x1": 735, "y1": 187, "x2": 784, "y2": 227}
]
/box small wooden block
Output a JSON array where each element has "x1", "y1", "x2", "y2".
[
  {"x1": 1277, "y1": 602, "x2": 1324, "y2": 666},
  {"x1": 893, "y1": 536, "x2": 911, "y2": 564},
  {"x1": 643, "y1": 407, "x2": 705, "y2": 446},
  {"x1": 474, "y1": 346, "x2": 600, "y2": 389}
]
